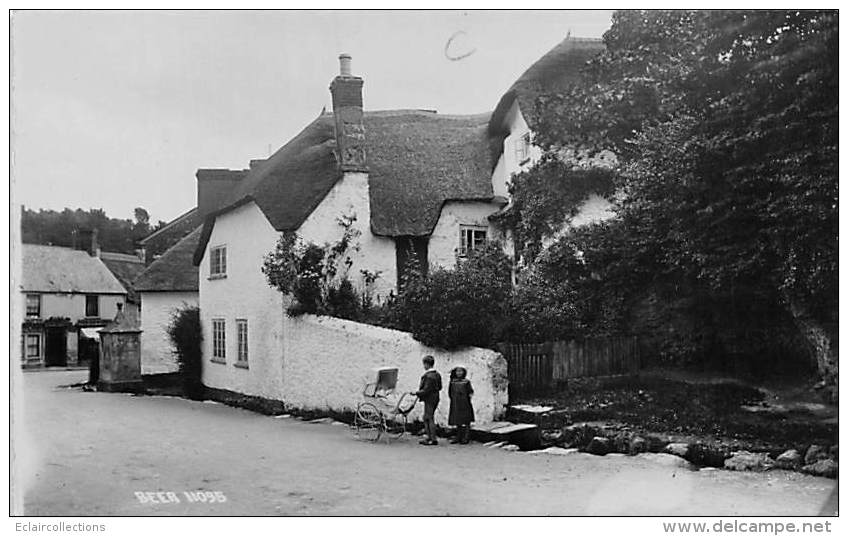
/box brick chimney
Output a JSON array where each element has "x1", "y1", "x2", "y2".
[
  {"x1": 75, "y1": 228, "x2": 100, "y2": 257},
  {"x1": 196, "y1": 169, "x2": 247, "y2": 220},
  {"x1": 329, "y1": 54, "x2": 367, "y2": 172}
]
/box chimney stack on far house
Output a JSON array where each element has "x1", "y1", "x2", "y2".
[
  {"x1": 75, "y1": 228, "x2": 101, "y2": 257},
  {"x1": 329, "y1": 53, "x2": 367, "y2": 172},
  {"x1": 90, "y1": 227, "x2": 100, "y2": 257}
]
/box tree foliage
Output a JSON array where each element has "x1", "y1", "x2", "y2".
[
  {"x1": 510, "y1": 10, "x2": 837, "y2": 382},
  {"x1": 21, "y1": 206, "x2": 164, "y2": 253}
]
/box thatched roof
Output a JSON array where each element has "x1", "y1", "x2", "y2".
[
  {"x1": 367, "y1": 111, "x2": 493, "y2": 236},
  {"x1": 135, "y1": 227, "x2": 201, "y2": 292},
  {"x1": 138, "y1": 207, "x2": 199, "y2": 246},
  {"x1": 21, "y1": 244, "x2": 127, "y2": 294},
  {"x1": 488, "y1": 37, "x2": 605, "y2": 155},
  {"x1": 194, "y1": 109, "x2": 494, "y2": 263}
]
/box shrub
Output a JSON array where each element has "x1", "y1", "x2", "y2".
[
  {"x1": 262, "y1": 215, "x2": 375, "y2": 320},
  {"x1": 166, "y1": 306, "x2": 203, "y2": 400},
  {"x1": 388, "y1": 243, "x2": 512, "y2": 349},
  {"x1": 166, "y1": 305, "x2": 204, "y2": 400}
]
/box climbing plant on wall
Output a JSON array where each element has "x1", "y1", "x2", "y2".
[{"x1": 262, "y1": 214, "x2": 379, "y2": 320}]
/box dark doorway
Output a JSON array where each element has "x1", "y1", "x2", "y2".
[
  {"x1": 78, "y1": 333, "x2": 100, "y2": 367},
  {"x1": 44, "y1": 327, "x2": 67, "y2": 367},
  {"x1": 395, "y1": 236, "x2": 429, "y2": 290}
]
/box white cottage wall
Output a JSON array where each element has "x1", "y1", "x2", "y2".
[
  {"x1": 297, "y1": 171, "x2": 397, "y2": 302},
  {"x1": 199, "y1": 201, "x2": 285, "y2": 400},
  {"x1": 281, "y1": 313, "x2": 508, "y2": 425},
  {"x1": 428, "y1": 201, "x2": 506, "y2": 269},
  {"x1": 502, "y1": 100, "x2": 544, "y2": 178},
  {"x1": 139, "y1": 291, "x2": 198, "y2": 374},
  {"x1": 36, "y1": 293, "x2": 125, "y2": 323}
]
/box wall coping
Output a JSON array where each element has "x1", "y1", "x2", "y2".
[{"x1": 289, "y1": 313, "x2": 501, "y2": 356}]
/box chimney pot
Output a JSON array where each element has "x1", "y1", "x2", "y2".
[{"x1": 339, "y1": 53, "x2": 352, "y2": 77}]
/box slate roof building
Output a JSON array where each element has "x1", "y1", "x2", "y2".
[{"x1": 20, "y1": 244, "x2": 128, "y2": 367}]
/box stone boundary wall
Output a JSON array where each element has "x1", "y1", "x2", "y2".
[{"x1": 281, "y1": 314, "x2": 508, "y2": 425}]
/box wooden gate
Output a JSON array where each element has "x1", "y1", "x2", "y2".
[
  {"x1": 499, "y1": 342, "x2": 555, "y2": 401},
  {"x1": 499, "y1": 337, "x2": 641, "y2": 401}
]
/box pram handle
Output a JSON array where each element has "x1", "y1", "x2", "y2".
[{"x1": 396, "y1": 392, "x2": 418, "y2": 415}]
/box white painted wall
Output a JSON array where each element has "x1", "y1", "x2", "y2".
[
  {"x1": 428, "y1": 201, "x2": 508, "y2": 269},
  {"x1": 502, "y1": 100, "x2": 544, "y2": 177},
  {"x1": 570, "y1": 193, "x2": 616, "y2": 227},
  {"x1": 139, "y1": 291, "x2": 198, "y2": 374},
  {"x1": 24, "y1": 293, "x2": 125, "y2": 323},
  {"x1": 539, "y1": 194, "x2": 617, "y2": 252},
  {"x1": 281, "y1": 313, "x2": 508, "y2": 425},
  {"x1": 297, "y1": 171, "x2": 397, "y2": 302},
  {"x1": 199, "y1": 201, "x2": 285, "y2": 400}
]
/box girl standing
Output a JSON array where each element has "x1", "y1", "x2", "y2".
[{"x1": 448, "y1": 366, "x2": 474, "y2": 444}]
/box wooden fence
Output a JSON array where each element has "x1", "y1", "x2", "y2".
[{"x1": 498, "y1": 337, "x2": 641, "y2": 401}]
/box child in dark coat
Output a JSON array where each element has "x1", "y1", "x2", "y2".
[
  {"x1": 413, "y1": 355, "x2": 442, "y2": 446},
  {"x1": 448, "y1": 366, "x2": 474, "y2": 444}
]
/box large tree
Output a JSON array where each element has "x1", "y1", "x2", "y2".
[{"x1": 512, "y1": 11, "x2": 837, "y2": 388}]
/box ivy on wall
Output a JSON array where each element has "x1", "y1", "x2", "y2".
[{"x1": 503, "y1": 155, "x2": 616, "y2": 262}]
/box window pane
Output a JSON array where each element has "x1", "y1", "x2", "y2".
[
  {"x1": 26, "y1": 295, "x2": 40, "y2": 316},
  {"x1": 85, "y1": 295, "x2": 99, "y2": 317},
  {"x1": 212, "y1": 319, "x2": 226, "y2": 359},
  {"x1": 236, "y1": 320, "x2": 248, "y2": 362},
  {"x1": 26, "y1": 335, "x2": 39, "y2": 357}
]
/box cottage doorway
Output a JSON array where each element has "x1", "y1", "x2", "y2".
[
  {"x1": 395, "y1": 236, "x2": 429, "y2": 290},
  {"x1": 44, "y1": 327, "x2": 67, "y2": 367}
]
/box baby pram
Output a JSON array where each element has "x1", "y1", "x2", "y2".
[{"x1": 354, "y1": 367, "x2": 417, "y2": 442}]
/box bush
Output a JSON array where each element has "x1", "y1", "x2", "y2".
[
  {"x1": 388, "y1": 243, "x2": 512, "y2": 349},
  {"x1": 166, "y1": 306, "x2": 204, "y2": 400},
  {"x1": 262, "y1": 217, "x2": 375, "y2": 321}
]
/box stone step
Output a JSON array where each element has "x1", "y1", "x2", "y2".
[{"x1": 472, "y1": 421, "x2": 541, "y2": 450}]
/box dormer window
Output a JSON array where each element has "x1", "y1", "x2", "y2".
[
  {"x1": 210, "y1": 245, "x2": 227, "y2": 279},
  {"x1": 514, "y1": 132, "x2": 532, "y2": 164}
]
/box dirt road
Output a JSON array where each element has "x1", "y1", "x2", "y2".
[{"x1": 15, "y1": 371, "x2": 837, "y2": 516}]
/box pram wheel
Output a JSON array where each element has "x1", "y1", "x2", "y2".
[
  {"x1": 383, "y1": 414, "x2": 407, "y2": 440},
  {"x1": 354, "y1": 402, "x2": 383, "y2": 442}
]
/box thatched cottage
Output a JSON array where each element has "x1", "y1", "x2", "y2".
[{"x1": 136, "y1": 36, "x2": 615, "y2": 403}]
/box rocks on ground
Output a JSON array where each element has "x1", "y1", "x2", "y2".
[
  {"x1": 584, "y1": 436, "x2": 610, "y2": 456},
  {"x1": 774, "y1": 449, "x2": 802, "y2": 470},
  {"x1": 664, "y1": 442, "x2": 689, "y2": 458},
  {"x1": 800, "y1": 459, "x2": 838, "y2": 479},
  {"x1": 804, "y1": 444, "x2": 829, "y2": 465},
  {"x1": 638, "y1": 452, "x2": 696, "y2": 470},
  {"x1": 724, "y1": 451, "x2": 774, "y2": 472}
]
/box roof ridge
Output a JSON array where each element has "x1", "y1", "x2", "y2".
[{"x1": 139, "y1": 207, "x2": 199, "y2": 245}]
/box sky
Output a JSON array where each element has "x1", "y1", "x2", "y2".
[{"x1": 11, "y1": 10, "x2": 613, "y2": 223}]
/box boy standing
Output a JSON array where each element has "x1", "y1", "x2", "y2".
[{"x1": 413, "y1": 355, "x2": 442, "y2": 446}]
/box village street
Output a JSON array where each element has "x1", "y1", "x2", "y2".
[{"x1": 18, "y1": 370, "x2": 837, "y2": 516}]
